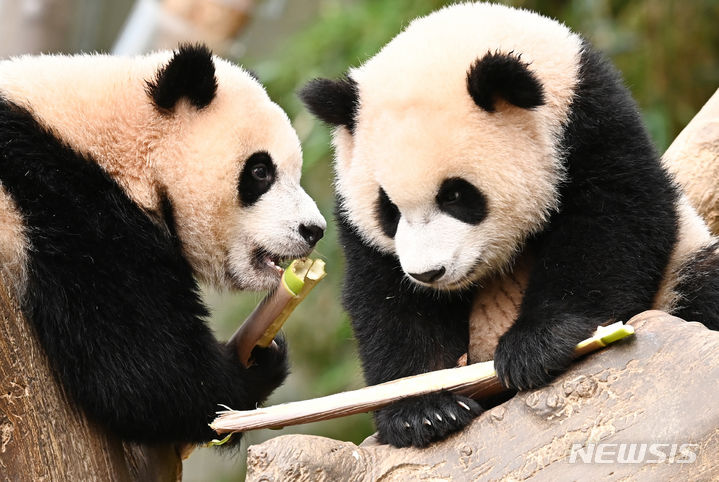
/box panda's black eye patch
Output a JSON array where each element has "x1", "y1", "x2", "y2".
[
  {"x1": 376, "y1": 187, "x2": 400, "y2": 238},
  {"x1": 239, "y1": 151, "x2": 276, "y2": 206},
  {"x1": 436, "y1": 177, "x2": 487, "y2": 224}
]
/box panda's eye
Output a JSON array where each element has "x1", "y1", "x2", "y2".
[
  {"x1": 251, "y1": 164, "x2": 270, "y2": 181},
  {"x1": 436, "y1": 177, "x2": 487, "y2": 225},
  {"x1": 439, "y1": 190, "x2": 461, "y2": 205},
  {"x1": 239, "y1": 151, "x2": 277, "y2": 206}
]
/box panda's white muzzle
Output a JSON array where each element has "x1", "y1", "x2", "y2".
[
  {"x1": 394, "y1": 211, "x2": 481, "y2": 289},
  {"x1": 226, "y1": 178, "x2": 326, "y2": 291}
]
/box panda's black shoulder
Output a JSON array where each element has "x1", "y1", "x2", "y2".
[
  {"x1": 0, "y1": 93, "x2": 205, "y2": 352},
  {"x1": 559, "y1": 41, "x2": 676, "y2": 208},
  {"x1": 0, "y1": 95, "x2": 186, "y2": 264}
]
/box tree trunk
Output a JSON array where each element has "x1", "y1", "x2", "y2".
[{"x1": 0, "y1": 273, "x2": 182, "y2": 481}]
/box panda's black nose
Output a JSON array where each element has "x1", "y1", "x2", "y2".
[
  {"x1": 408, "y1": 267, "x2": 446, "y2": 284},
  {"x1": 299, "y1": 223, "x2": 325, "y2": 248}
]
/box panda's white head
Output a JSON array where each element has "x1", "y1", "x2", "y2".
[
  {"x1": 0, "y1": 44, "x2": 326, "y2": 291},
  {"x1": 300, "y1": 3, "x2": 581, "y2": 290},
  {"x1": 143, "y1": 45, "x2": 327, "y2": 291}
]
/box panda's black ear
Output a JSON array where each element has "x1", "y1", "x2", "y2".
[
  {"x1": 299, "y1": 77, "x2": 359, "y2": 132},
  {"x1": 147, "y1": 43, "x2": 218, "y2": 111},
  {"x1": 466, "y1": 51, "x2": 545, "y2": 113}
]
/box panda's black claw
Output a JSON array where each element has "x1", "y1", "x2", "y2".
[{"x1": 375, "y1": 391, "x2": 482, "y2": 448}]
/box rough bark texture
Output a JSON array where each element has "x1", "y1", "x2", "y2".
[
  {"x1": 0, "y1": 274, "x2": 182, "y2": 481},
  {"x1": 664, "y1": 88, "x2": 719, "y2": 234},
  {"x1": 246, "y1": 311, "x2": 719, "y2": 481}
]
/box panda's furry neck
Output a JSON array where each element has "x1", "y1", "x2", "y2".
[{"x1": 0, "y1": 92, "x2": 167, "y2": 279}]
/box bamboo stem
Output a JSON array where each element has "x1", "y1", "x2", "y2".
[{"x1": 211, "y1": 322, "x2": 634, "y2": 434}]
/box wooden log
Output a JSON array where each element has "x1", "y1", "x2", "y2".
[
  {"x1": 0, "y1": 273, "x2": 182, "y2": 481},
  {"x1": 664, "y1": 88, "x2": 719, "y2": 234},
  {"x1": 245, "y1": 312, "x2": 719, "y2": 481}
]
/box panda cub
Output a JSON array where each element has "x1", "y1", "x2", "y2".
[
  {"x1": 0, "y1": 44, "x2": 326, "y2": 444},
  {"x1": 301, "y1": 3, "x2": 719, "y2": 448}
]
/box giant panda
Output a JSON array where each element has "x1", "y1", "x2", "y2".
[
  {"x1": 0, "y1": 44, "x2": 326, "y2": 444},
  {"x1": 300, "y1": 3, "x2": 719, "y2": 448}
]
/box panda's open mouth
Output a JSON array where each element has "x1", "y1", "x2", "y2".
[{"x1": 252, "y1": 247, "x2": 293, "y2": 275}]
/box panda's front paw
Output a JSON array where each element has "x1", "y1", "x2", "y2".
[
  {"x1": 244, "y1": 334, "x2": 289, "y2": 400},
  {"x1": 375, "y1": 391, "x2": 482, "y2": 448},
  {"x1": 250, "y1": 333, "x2": 288, "y2": 372},
  {"x1": 493, "y1": 322, "x2": 581, "y2": 391}
]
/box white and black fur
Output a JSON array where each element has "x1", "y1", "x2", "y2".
[
  {"x1": 300, "y1": 3, "x2": 719, "y2": 448},
  {"x1": 0, "y1": 44, "x2": 326, "y2": 444}
]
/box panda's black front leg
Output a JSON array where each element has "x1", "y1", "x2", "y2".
[
  {"x1": 494, "y1": 208, "x2": 674, "y2": 391},
  {"x1": 494, "y1": 313, "x2": 594, "y2": 391},
  {"x1": 338, "y1": 214, "x2": 481, "y2": 447}
]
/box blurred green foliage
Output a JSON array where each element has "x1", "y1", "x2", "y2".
[
  {"x1": 190, "y1": 1, "x2": 719, "y2": 479},
  {"x1": 512, "y1": 0, "x2": 719, "y2": 150}
]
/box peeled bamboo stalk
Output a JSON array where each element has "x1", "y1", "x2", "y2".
[{"x1": 211, "y1": 322, "x2": 634, "y2": 434}]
